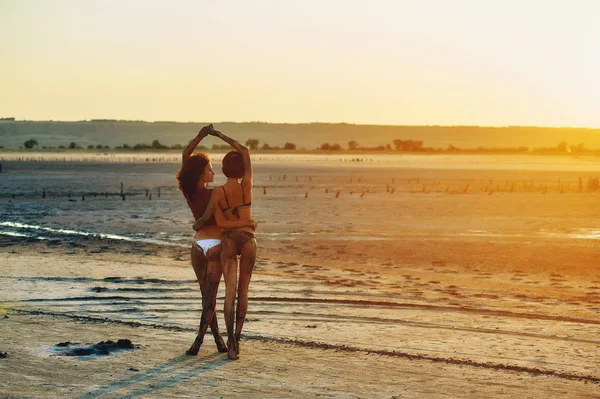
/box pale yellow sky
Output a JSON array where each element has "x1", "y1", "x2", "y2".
[{"x1": 2, "y1": 0, "x2": 599, "y2": 126}]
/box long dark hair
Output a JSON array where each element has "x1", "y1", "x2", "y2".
[{"x1": 176, "y1": 153, "x2": 210, "y2": 198}]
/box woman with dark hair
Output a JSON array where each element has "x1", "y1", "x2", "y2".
[
  {"x1": 194, "y1": 129, "x2": 256, "y2": 360},
  {"x1": 176, "y1": 124, "x2": 255, "y2": 356}
]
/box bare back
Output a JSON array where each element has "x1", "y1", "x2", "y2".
[
  {"x1": 217, "y1": 180, "x2": 253, "y2": 234},
  {"x1": 184, "y1": 189, "x2": 222, "y2": 241}
]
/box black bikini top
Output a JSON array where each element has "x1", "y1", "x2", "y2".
[{"x1": 221, "y1": 185, "x2": 251, "y2": 219}]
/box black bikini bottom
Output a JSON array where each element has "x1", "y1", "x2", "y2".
[{"x1": 222, "y1": 230, "x2": 255, "y2": 255}]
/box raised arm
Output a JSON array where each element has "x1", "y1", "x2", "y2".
[
  {"x1": 182, "y1": 124, "x2": 213, "y2": 163},
  {"x1": 211, "y1": 130, "x2": 253, "y2": 183}
]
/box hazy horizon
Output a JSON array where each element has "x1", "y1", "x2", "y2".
[
  {"x1": 3, "y1": 120, "x2": 600, "y2": 150},
  {"x1": 4, "y1": 118, "x2": 600, "y2": 131}
]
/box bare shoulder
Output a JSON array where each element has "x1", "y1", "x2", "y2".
[
  {"x1": 213, "y1": 185, "x2": 224, "y2": 199},
  {"x1": 214, "y1": 184, "x2": 227, "y2": 205}
]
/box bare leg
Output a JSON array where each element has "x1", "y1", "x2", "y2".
[
  {"x1": 221, "y1": 236, "x2": 239, "y2": 360},
  {"x1": 235, "y1": 238, "x2": 257, "y2": 346},
  {"x1": 186, "y1": 246, "x2": 207, "y2": 355},
  {"x1": 205, "y1": 251, "x2": 227, "y2": 352},
  {"x1": 186, "y1": 245, "x2": 226, "y2": 355}
]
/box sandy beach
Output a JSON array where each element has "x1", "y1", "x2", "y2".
[{"x1": 0, "y1": 154, "x2": 599, "y2": 398}]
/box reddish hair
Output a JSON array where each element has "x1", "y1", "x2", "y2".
[{"x1": 176, "y1": 153, "x2": 211, "y2": 198}]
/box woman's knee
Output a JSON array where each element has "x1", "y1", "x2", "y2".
[
  {"x1": 206, "y1": 270, "x2": 222, "y2": 286},
  {"x1": 237, "y1": 286, "x2": 249, "y2": 301}
]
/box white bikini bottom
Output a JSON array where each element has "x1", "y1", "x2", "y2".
[{"x1": 193, "y1": 239, "x2": 221, "y2": 256}]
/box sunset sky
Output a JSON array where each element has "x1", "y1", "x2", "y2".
[{"x1": 2, "y1": 0, "x2": 599, "y2": 127}]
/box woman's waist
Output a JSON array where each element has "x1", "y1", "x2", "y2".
[
  {"x1": 193, "y1": 225, "x2": 222, "y2": 241},
  {"x1": 222, "y1": 226, "x2": 254, "y2": 235}
]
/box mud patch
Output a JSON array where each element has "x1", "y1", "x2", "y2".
[{"x1": 53, "y1": 339, "x2": 138, "y2": 357}]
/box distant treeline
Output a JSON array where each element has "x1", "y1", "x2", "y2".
[
  {"x1": 9, "y1": 137, "x2": 600, "y2": 155},
  {"x1": 3, "y1": 120, "x2": 600, "y2": 151}
]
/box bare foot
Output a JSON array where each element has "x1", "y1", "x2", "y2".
[
  {"x1": 227, "y1": 340, "x2": 239, "y2": 360},
  {"x1": 215, "y1": 336, "x2": 228, "y2": 353},
  {"x1": 185, "y1": 336, "x2": 202, "y2": 356}
]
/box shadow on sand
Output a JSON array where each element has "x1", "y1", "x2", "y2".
[{"x1": 76, "y1": 352, "x2": 229, "y2": 399}]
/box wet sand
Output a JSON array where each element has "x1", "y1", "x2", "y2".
[{"x1": 0, "y1": 154, "x2": 599, "y2": 398}]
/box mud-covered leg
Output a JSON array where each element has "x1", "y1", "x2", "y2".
[
  {"x1": 205, "y1": 246, "x2": 227, "y2": 352},
  {"x1": 235, "y1": 238, "x2": 257, "y2": 351},
  {"x1": 190, "y1": 266, "x2": 225, "y2": 353},
  {"x1": 186, "y1": 245, "x2": 208, "y2": 355},
  {"x1": 186, "y1": 244, "x2": 227, "y2": 355},
  {"x1": 221, "y1": 236, "x2": 239, "y2": 360}
]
